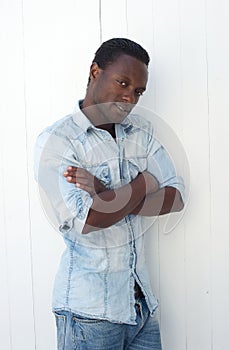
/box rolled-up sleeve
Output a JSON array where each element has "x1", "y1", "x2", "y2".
[
  {"x1": 34, "y1": 129, "x2": 93, "y2": 241},
  {"x1": 147, "y1": 137, "x2": 185, "y2": 203}
]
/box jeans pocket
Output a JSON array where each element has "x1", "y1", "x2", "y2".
[
  {"x1": 71, "y1": 316, "x2": 124, "y2": 349},
  {"x1": 72, "y1": 314, "x2": 105, "y2": 324},
  {"x1": 54, "y1": 312, "x2": 67, "y2": 350}
]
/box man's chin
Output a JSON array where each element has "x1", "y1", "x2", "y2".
[
  {"x1": 109, "y1": 103, "x2": 132, "y2": 123},
  {"x1": 115, "y1": 102, "x2": 132, "y2": 114},
  {"x1": 91, "y1": 102, "x2": 133, "y2": 125}
]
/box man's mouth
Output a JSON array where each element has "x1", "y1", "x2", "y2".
[{"x1": 115, "y1": 103, "x2": 132, "y2": 114}]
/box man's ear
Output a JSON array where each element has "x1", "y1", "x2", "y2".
[{"x1": 89, "y1": 62, "x2": 101, "y2": 81}]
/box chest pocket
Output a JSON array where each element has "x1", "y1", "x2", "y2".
[
  {"x1": 125, "y1": 156, "x2": 147, "y2": 179},
  {"x1": 124, "y1": 139, "x2": 147, "y2": 178},
  {"x1": 81, "y1": 162, "x2": 111, "y2": 188}
]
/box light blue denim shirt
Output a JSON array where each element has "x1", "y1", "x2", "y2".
[{"x1": 34, "y1": 101, "x2": 184, "y2": 325}]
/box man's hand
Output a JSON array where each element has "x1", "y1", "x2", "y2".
[{"x1": 63, "y1": 166, "x2": 106, "y2": 196}]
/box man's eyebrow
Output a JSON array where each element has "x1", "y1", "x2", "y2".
[
  {"x1": 134, "y1": 86, "x2": 147, "y2": 93},
  {"x1": 115, "y1": 74, "x2": 130, "y2": 80},
  {"x1": 136, "y1": 87, "x2": 146, "y2": 91}
]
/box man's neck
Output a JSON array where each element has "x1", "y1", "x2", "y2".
[
  {"x1": 80, "y1": 99, "x2": 116, "y2": 138},
  {"x1": 98, "y1": 123, "x2": 116, "y2": 138}
]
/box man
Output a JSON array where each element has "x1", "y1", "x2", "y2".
[{"x1": 35, "y1": 38, "x2": 184, "y2": 349}]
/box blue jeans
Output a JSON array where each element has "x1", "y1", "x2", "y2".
[{"x1": 54, "y1": 297, "x2": 162, "y2": 349}]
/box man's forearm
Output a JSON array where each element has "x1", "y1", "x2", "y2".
[
  {"x1": 82, "y1": 172, "x2": 158, "y2": 234},
  {"x1": 131, "y1": 187, "x2": 184, "y2": 216}
]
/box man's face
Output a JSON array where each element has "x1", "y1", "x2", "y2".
[{"x1": 88, "y1": 54, "x2": 148, "y2": 124}]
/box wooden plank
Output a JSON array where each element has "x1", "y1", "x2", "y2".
[
  {"x1": 126, "y1": 0, "x2": 156, "y2": 110},
  {"x1": 206, "y1": 1, "x2": 229, "y2": 349},
  {"x1": 0, "y1": 0, "x2": 36, "y2": 348},
  {"x1": 179, "y1": 1, "x2": 213, "y2": 349},
  {"x1": 23, "y1": 0, "x2": 101, "y2": 348},
  {"x1": 151, "y1": 1, "x2": 187, "y2": 349},
  {"x1": 126, "y1": 0, "x2": 154, "y2": 52},
  {"x1": 22, "y1": 0, "x2": 101, "y2": 133},
  {"x1": 0, "y1": 149, "x2": 11, "y2": 350},
  {"x1": 180, "y1": 2, "x2": 214, "y2": 349},
  {"x1": 100, "y1": 0, "x2": 128, "y2": 41}
]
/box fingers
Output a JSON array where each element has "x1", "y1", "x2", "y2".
[
  {"x1": 63, "y1": 166, "x2": 92, "y2": 178},
  {"x1": 63, "y1": 169, "x2": 76, "y2": 183},
  {"x1": 63, "y1": 166, "x2": 106, "y2": 196},
  {"x1": 63, "y1": 166, "x2": 77, "y2": 179}
]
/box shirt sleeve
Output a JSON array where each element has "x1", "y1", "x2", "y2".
[
  {"x1": 34, "y1": 129, "x2": 93, "y2": 241},
  {"x1": 147, "y1": 135, "x2": 185, "y2": 203}
]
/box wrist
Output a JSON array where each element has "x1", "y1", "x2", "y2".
[{"x1": 94, "y1": 178, "x2": 107, "y2": 194}]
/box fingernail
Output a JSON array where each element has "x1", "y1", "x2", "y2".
[{"x1": 67, "y1": 176, "x2": 72, "y2": 180}]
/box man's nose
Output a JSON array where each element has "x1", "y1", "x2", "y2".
[{"x1": 121, "y1": 88, "x2": 137, "y2": 104}]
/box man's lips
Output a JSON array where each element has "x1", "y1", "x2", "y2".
[{"x1": 115, "y1": 103, "x2": 132, "y2": 113}]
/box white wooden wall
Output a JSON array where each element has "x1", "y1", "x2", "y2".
[{"x1": 1, "y1": 0, "x2": 229, "y2": 349}]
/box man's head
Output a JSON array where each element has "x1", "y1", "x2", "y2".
[{"x1": 83, "y1": 38, "x2": 150, "y2": 126}]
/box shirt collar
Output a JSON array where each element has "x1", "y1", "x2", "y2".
[{"x1": 72, "y1": 100, "x2": 94, "y2": 132}]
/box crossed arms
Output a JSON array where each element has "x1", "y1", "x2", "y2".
[{"x1": 63, "y1": 167, "x2": 184, "y2": 234}]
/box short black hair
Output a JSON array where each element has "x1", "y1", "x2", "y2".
[{"x1": 92, "y1": 38, "x2": 150, "y2": 68}]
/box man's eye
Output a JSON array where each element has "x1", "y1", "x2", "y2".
[
  {"x1": 136, "y1": 90, "x2": 144, "y2": 96},
  {"x1": 116, "y1": 80, "x2": 127, "y2": 87}
]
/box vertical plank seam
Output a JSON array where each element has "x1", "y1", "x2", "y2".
[
  {"x1": 0, "y1": 148, "x2": 12, "y2": 349},
  {"x1": 151, "y1": 0, "x2": 162, "y2": 327},
  {"x1": 177, "y1": 0, "x2": 188, "y2": 348},
  {"x1": 125, "y1": 0, "x2": 129, "y2": 36},
  {"x1": 21, "y1": 1, "x2": 37, "y2": 349},
  {"x1": 99, "y1": 0, "x2": 103, "y2": 43},
  {"x1": 151, "y1": 0, "x2": 157, "y2": 111},
  {"x1": 204, "y1": 0, "x2": 213, "y2": 349}
]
